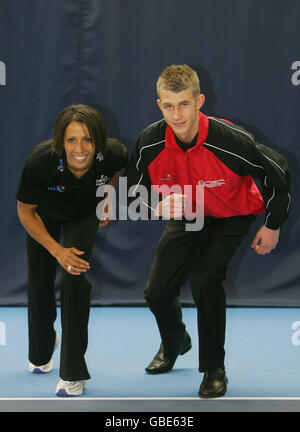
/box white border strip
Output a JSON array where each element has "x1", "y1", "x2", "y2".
[{"x1": 1, "y1": 397, "x2": 300, "y2": 401}]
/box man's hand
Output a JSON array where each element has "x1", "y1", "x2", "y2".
[
  {"x1": 98, "y1": 198, "x2": 114, "y2": 227},
  {"x1": 99, "y1": 201, "x2": 110, "y2": 227},
  {"x1": 155, "y1": 194, "x2": 186, "y2": 219},
  {"x1": 54, "y1": 245, "x2": 90, "y2": 275},
  {"x1": 251, "y1": 225, "x2": 280, "y2": 255},
  {"x1": 98, "y1": 172, "x2": 119, "y2": 227}
]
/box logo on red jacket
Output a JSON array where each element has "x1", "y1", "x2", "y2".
[
  {"x1": 160, "y1": 174, "x2": 176, "y2": 181},
  {"x1": 198, "y1": 179, "x2": 226, "y2": 188}
]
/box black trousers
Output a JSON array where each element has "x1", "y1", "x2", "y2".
[
  {"x1": 144, "y1": 214, "x2": 256, "y2": 372},
  {"x1": 26, "y1": 211, "x2": 99, "y2": 381}
]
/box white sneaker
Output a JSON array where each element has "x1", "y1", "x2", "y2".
[
  {"x1": 29, "y1": 333, "x2": 59, "y2": 374},
  {"x1": 55, "y1": 379, "x2": 87, "y2": 397}
]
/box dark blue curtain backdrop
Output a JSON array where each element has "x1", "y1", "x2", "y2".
[{"x1": 0, "y1": 0, "x2": 299, "y2": 306}]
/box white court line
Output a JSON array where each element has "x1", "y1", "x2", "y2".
[{"x1": 1, "y1": 397, "x2": 300, "y2": 401}]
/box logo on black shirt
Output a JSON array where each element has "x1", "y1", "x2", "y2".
[
  {"x1": 96, "y1": 152, "x2": 104, "y2": 162},
  {"x1": 96, "y1": 175, "x2": 110, "y2": 186},
  {"x1": 57, "y1": 158, "x2": 64, "y2": 172},
  {"x1": 48, "y1": 185, "x2": 66, "y2": 192}
]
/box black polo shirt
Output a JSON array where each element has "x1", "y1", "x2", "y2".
[{"x1": 16, "y1": 138, "x2": 128, "y2": 222}]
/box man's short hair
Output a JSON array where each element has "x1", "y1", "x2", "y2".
[
  {"x1": 157, "y1": 64, "x2": 201, "y2": 98},
  {"x1": 52, "y1": 104, "x2": 107, "y2": 156}
]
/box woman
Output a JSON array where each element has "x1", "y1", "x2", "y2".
[{"x1": 16, "y1": 104, "x2": 127, "y2": 396}]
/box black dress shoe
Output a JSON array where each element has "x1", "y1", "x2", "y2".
[
  {"x1": 145, "y1": 333, "x2": 192, "y2": 374},
  {"x1": 198, "y1": 367, "x2": 228, "y2": 398}
]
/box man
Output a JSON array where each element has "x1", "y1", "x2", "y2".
[
  {"x1": 16, "y1": 104, "x2": 127, "y2": 396},
  {"x1": 125, "y1": 65, "x2": 290, "y2": 398}
]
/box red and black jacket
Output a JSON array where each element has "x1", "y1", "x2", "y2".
[{"x1": 125, "y1": 112, "x2": 291, "y2": 229}]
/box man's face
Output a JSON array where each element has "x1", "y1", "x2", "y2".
[
  {"x1": 157, "y1": 88, "x2": 205, "y2": 143},
  {"x1": 64, "y1": 121, "x2": 95, "y2": 178}
]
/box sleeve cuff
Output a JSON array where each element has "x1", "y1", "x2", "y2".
[{"x1": 264, "y1": 221, "x2": 280, "y2": 230}]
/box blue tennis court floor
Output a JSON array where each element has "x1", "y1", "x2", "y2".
[{"x1": 0, "y1": 306, "x2": 300, "y2": 412}]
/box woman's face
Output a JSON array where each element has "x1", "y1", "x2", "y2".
[{"x1": 63, "y1": 121, "x2": 95, "y2": 178}]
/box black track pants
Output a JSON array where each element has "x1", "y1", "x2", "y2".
[
  {"x1": 144, "y1": 215, "x2": 256, "y2": 372},
  {"x1": 26, "y1": 211, "x2": 99, "y2": 381}
]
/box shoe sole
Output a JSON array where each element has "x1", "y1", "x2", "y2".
[
  {"x1": 198, "y1": 389, "x2": 227, "y2": 398},
  {"x1": 31, "y1": 367, "x2": 51, "y2": 374},
  {"x1": 56, "y1": 382, "x2": 87, "y2": 397},
  {"x1": 198, "y1": 379, "x2": 228, "y2": 398},
  {"x1": 56, "y1": 389, "x2": 83, "y2": 397},
  {"x1": 145, "y1": 340, "x2": 192, "y2": 374}
]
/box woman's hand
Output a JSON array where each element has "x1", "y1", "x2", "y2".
[{"x1": 54, "y1": 245, "x2": 90, "y2": 275}]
